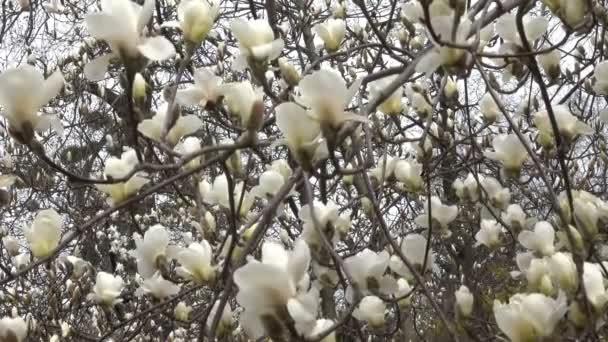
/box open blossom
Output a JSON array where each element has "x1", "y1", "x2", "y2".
[
  {"x1": 480, "y1": 177, "x2": 511, "y2": 209},
  {"x1": 394, "y1": 159, "x2": 423, "y2": 192},
  {"x1": 137, "y1": 103, "x2": 203, "y2": 145},
  {"x1": 96, "y1": 149, "x2": 149, "y2": 205},
  {"x1": 138, "y1": 273, "x2": 180, "y2": 299},
  {"x1": 353, "y1": 296, "x2": 386, "y2": 327},
  {"x1": 275, "y1": 102, "x2": 325, "y2": 167},
  {"x1": 538, "y1": 48, "x2": 561, "y2": 82},
  {"x1": 583, "y1": 262, "x2": 608, "y2": 310},
  {"x1": 230, "y1": 18, "x2": 284, "y2": 70},
  {"x1": 548, "y1": 252, "x2": 578, "y2": 293},
  {"x1": 518, "y1": 221, "x2": 555, "y2": 256},
  {"x1": 533, "y1": 105, "x2": 593, "y2": 143},
  {"x1": 0, "y1": 65, "x2": 64, "y2": 143},
  {"x1": 479, "y1": 93, "x2": 500, "y2": 123},
  {"x1": 223, "y1": 81, "x2": 265, "y2": 132},
  {"x1": 176, "y1": 240, "x2": 215, "y2": 284},
  {"x1": 389, "y1": 233, "x2": 434, "y2": 280},
  {"x1": 0, "y1": 316, "x2": 27, "y2": 342},
  {"x1": 484, "y1": 134, "x2": 528, "y2": 176},
  {"x1": 91, "y1": 272, "x2": 123, "y2": 306},
  {"x1": 494, "y1": 292, "x2": 567, "y2": 342},
  {"x1": 300, "y1": 201, "x2": 350, "y2": 251},
  {"x1": 475, "y1": 219, "x2": 502, "y2": 249},
  {"x1": 84, "y1": 0, "x2": 175, "y2": 80},
  {"x1": 297, "y1": 69, "x2": 364, "y2": 130},
  {"x1": 453, "y1": 173, "x2": 480, "y2": 202},
  {"x1": 175, "y1": 68, "x2": 223, "y2": 107},
  {"x1": 414, "y1": 196, "x2": 458, "y2": 236},
  {"x1": 130, "y1": 224, "x2": 170, "y2": 278},
  {"x1": 25, "y1": 209, "x2": 62, "y2": 258},
  {"x1": 233, "y1": 239, "x2": 315, "y2": 339},
  {"x1": 496, "y1": 13, "x2": 547, "y2": 47},
  {"x1": 344, "y1": 249, "x2": 397, "y2": 301},
  {"x1": 314, "y1": 19, "x2": 346, "y2": 52},
  {"x1": 593, "y1": 61, "x2": 608, "y2": 95},
  {"x1": 542, "y1": 0, "x2": 589, "y2": 29},
  {"x1": 502, "y1": 204, "x2": 527, "y2": 231},
  {"x1": 174, "y1": 136, "x2": 202, "y2": 170},
  {"x1": 206, "y1": 175, "x2": 254, "y2": 217},
  {"x1": 174, "y1": 0, "x2": 219, "y2": 44},
  {"x1": 369, "y1": 77, "x2": 403, "y2": 115},
  {"x1": 405, "y1": 84, "x2": 433, "y2": 118},
  {"x1": 369, "y1": 155, "x2": 398, "y2": 183}
]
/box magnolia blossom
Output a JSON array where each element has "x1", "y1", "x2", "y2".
[
  {"x1": 297, "y1": 69, "x2": 364, "y2": 130},
  {"x1": 130, "y1": 224, "x2": 170, "y2": 278},
  {"x1": 275, "y1": 102, "x2": 325, "y2": 167},
  {"x1": 175, "y1": 301, "x2": 192, "y2": 322},
  {"x1": 300, "y1": 201, "x2": 350, "y2": 251},
  {"x1": 233, "y1": 239, "x2": 314, "y2": 339},
  {"x1": 137, "y1": 103, "x2": 203, "y2": 145},
  {"x1": 502, "y1": 204, "x2": 528, "y2": 231},
  {"x1": 369, "y1": 155, "x2": 398, "y2": 183},
  {"x1": 223, "y1": 81, "x2": 265, "y2": 132},
  {"x1": 230, "y1": 18, "x2": 284, "y2": 70},
  {"x1": 25, "y1": 209, "x2": 62, "y2": 258},
  {"x1": 583, "y1": 262, "x2": 608, "y2": 310},
  {"x1": 479, "y1": 93, "x2": 500, "y2": 123},
  {"x1": 96, "y1": 149, "x2": 149, "y2": 204},
  {"x1": 405, "y1": 84, "x2": 432, "y2": 118},
  {"x1": 543, "y1": 0, "x2": 589, "y2": 28},
  {"x1": 91, "y1": 272, "x2": 123, "y2": 306},
  {"x1": 175, "y1": 68, "x2": 223, "y2": 107},
  {"x1": 138, "y1": 273, "x2": 180, "y2": 299},
  {"x1": 172, "y1": 0, "x2": 219, "y2": 44},
  {"x1": 0, "y1": 65, "x2": 64, "y2": 142},
  {"x1": 538, "y1": 49, "x2": 561, "y2": 82},
  {"x1": 369, "y1": 77, "x2": 403, "y2": 115},
  {"x1": 496, "y1": 13, "x2": 548, "y2": 47},
  {"x1": 0, "y1": 316, "x2": 27, "y2": 342},
  {"x1": 84, "y1": 0, "x2": 176, "y2": 80},
  {"x1": 455, "y1": 285, "x2": 474, "y2": 317},
  {"x1": 176, "y1": 240, "x2": 215, "y2": 284},
  {"x1": 593, "y1": 61, "x2": 608, "y2": 95},
  {"x1": 206, "y1": 175, "x2": 254, "y2": 217},
  {"x1": 518, "y1": 221, "x2": 555, "y2": 256},
  {"x1": 533, "y1": 105, "x2": 593, "y2": 143},
  {"x1": 390, "y1": 233, "x2": 434, "y2": 280},
  {"x1": 480, "y1": 177, "x2": 511, "y2": 209},
  {"x1": 414, "y1": 196, "x2": 458, "y2": 236},
  {"x1": 207, "y1": 300, "x2": 234, "y2": 335},
  {"x1": 394, "y1": 159, "x2": 423, "y2": 192},
  {"x1": 278, "y1": 57, "x2": 300, "y2": 86},
  {"x1": 174, "y1": 136, "x2": 202, "y2": 170},
  {"x1": 401, "y1": 1, "x2": 423, "y2": 23},
  {"x1": 493, "y1": 292, "x2": 567, "y2": 342},
  {"x1": 353, "y1": 296, "x2": 386, "y2": 327},
  {"x1": 2, "y1": 236, "x2": 20, "y2": 256},
  {"x1": 344, "y1": 249, "x2": 397, "y2": 301},
  {"x1": 526, "y1": 258, "x2": 554, "y2": 294},
  {"x1": 484, "y1": 134, "x2": 528, "y2": 176},
  {"x1": 453, "y1": 173, "x2": 480, "y2": 202},
  {"x1": 314, "y1": 19, "x2": 346, "y2": 52},
  {"x1": 548, "y1": 252, "x2": 578, "y2": 293},
  {"x1": 475, "y1": 219, "x2": 502, "y2": 249},
  {"x1": 251, "y1": 169, "x2": 285, "y2": 198},
  {"x1": 309, "y1": 319, "x2": 335, "y2": 342}
]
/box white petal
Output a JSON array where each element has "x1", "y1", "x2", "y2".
[
  {"x1": 138, "y1": 36, "x2": 176, "y2": 61},
  {"x1": 84, "y1": 54, "x2": 113, "y2": 81}
]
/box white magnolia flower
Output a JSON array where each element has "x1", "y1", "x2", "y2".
[
  {"x1": 297, "y1": 69, "x2": 364, "y2": 130},
  {"x1": 493, "y1": 292, "x2": 567, "y2": 342},
  {"x1": 394, "y1": 159, "x2": 423, "y2": 192},
  {"x1": 206, "y1": 175, "x2": 254, "y2": 216},
  {"x1": 496, "y1": 13, "x2": 548, "y2": 46},
  {"x1": 62, "y1": 255, "x2": 90, "y2": 278},
  {"x1": 137, "y1": 103, "x2": 203, "y2": 145},
  {"x1": 25, "y1": 209, "x2": 62, "y2": 258},
  {"x1": 416, "y1": 15, "x2": 473, "y2": 75},
  {"x1": 314, "y1": 19, "x2": 346, "y2": 52},
  {"x1": 369, "y1": 155, "x2": 399, "y2": 183},
  {"x1": 132, "y1": 73, "x2": 146, "y2": 99},
  {"x1": 278, "y1": 57, "x2": 301, "y2": 86},
  {"x1": 538, "y1": 48, "x2": 561, "y2": 81},
  {"x1": 526, "y1": 257, "x2": 554, "y2": 294},
  {"x1": 269, "y1": 159, "x2": 293, "y2": 181},
  {"x1": 502, "y1": 204, "x2": 527, "y2": 231},
  {"x1": 543, "y1": 0, "x2": 589, "y2": 28},
  {"x1": 480, "y1": 177, "x2": 510, "y2": 209},
  {"x1": 2, "y1": 236, "x2": 20, "y2": 256},
  {"x1": 479, "y1": 93, "x2": 500, "y2": 123},
  {"x1": 222, "y1": 81, "x2": 265, "y2": 132},
  {"x1": 475, "y1": 219, "x2": 502, "y2": 249},
  {"x1": 414, "y1": 196, "x2": 458, "y2": 236},
  {"x1": 130, "y1": 224, "x2": 170, "y2": 278},
  {"x1": 344, "y1": 249, "x2": 397, "y2": 300},
  {"x1": 96, "y1": 149, "x2": 149, "y2": 204},
  {"x1": 230, "y1": 18, "x2": 284, "y2": 70},
  {"x1": 84, "y1": 0, "x2": 176, "y2": 80},
  {"x1": 251, "y1": 169, "x2": 286, "y2": 198},
  {"x1": 138, "y1": 273, "x2": 180, "y2": 299},
  {"x1": 353, "y1": 296, "x2": 386, "y2": 327},
  {"x1": 401, "y1": 1, "x2": 423, "y2": 23},
  {"x1": 369, "y1": 76, "x2": 403, "y2": 115},
  {"x1": 484, "y1": 134, "x2": 528, "y2": 176},
  {"x1": 533, "y1": 105, "x2": 593, "y2": 143},
  {"x1": 455, "y1": 285, "x2": 474, "y2": 317},
  {"x1": 233, "y1": 239, "x2": 313, "y2": 339},
  {"x1": 309, "y1": 319, "x2": 335, "y2": 342},
  {"x1": 300, "y1": 201, "x2": 350, "y2": 250},
  {"x1": 174, "y1": 136, "x2": 202, "y2": 170},
  {"x1": 207, "y1": 300, "x2": 234, "y2": 334},
  {"x1": 389, "y1": 233, "x2": 434, "y2": 280},
  {"x1": 275, "y1": 102, "x2": 325, "y2": 166},
  {"x1": 91, "y1": 272, "x2": 123, "y2": 306},
  {"x1": 548, "y1": 252, "x2": 578, "y2": 293},
  {"x1": 395, "y1": 278, "x2": 413, "y2": 307},
  {"x1": 0, "y1": 316, "x2": 27, "y2": 342},
  {"x1": 176, "y1": 240, "x2": 215, "y2": 284},
  {"x1": 405, "y1": 84, "x2": 433, "y2": 117},
  {"x1": 453, "y1": 173, "x2": 480, "y2": 202},
  {"x1": 0, "y1": 65, "x2": 64, "y2": 142},
  {"x1": 174, "y1": 0, "x2": 219, "y2": 44},
  {"x1": 518, "y1": 221, "x2": 555, "y2": 256},
  {"x1": 175, "y1": 301, "x2": 192, "y2": 322},
  {"x1": 583, "y1": 262, "x2": 608, "y2": 310},
  {"x1": 175, "y1": 68, "x2": 223, "y2": 107},
  {"x1": 593, "y1": 61, "x2": 608, "y2": 95}
]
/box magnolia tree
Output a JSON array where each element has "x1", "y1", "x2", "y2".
[{"x1": 1, "y1": 0, "x2": 608, "y2": 340}]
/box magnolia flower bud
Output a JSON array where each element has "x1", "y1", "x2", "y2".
[
  {"x1": 178, "y1": 0, "x2": 219, "y2": 44},
  {"x1": 174, "y1": 301, "x2": 192, "y2": 322},
  {"x1": 455, "y1": 285, "x2": 474, "y2": 318},
  {"x1": 278, "y1": 57, "x2": 300, "y2": 87},
  {"x1": 2, "y1": 236, "x2": 20, "y2": 257},
  {"x1": 132, "y1": 73, "x2": 146, "y2": 100}
]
